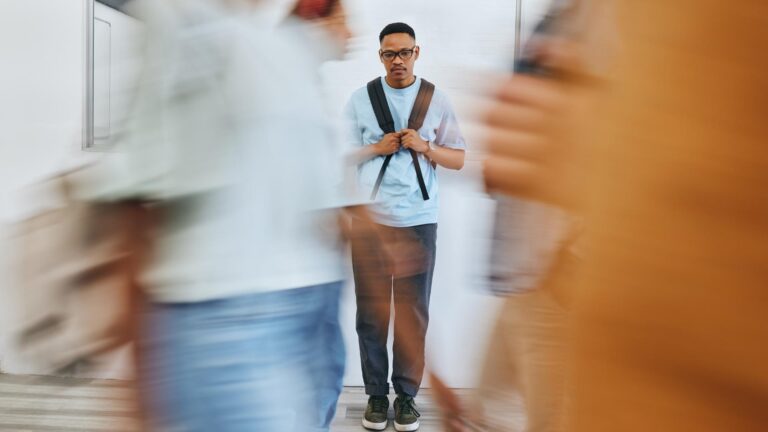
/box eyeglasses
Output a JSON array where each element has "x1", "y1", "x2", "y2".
[{"x1": 379, "y1": 47, "x2": 417, "y2": 61}]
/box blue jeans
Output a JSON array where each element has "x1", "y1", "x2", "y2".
[
  {"x1": 138, "y1": 282, "x2": 345, "y2": 432},
  {"x1": 351, "y1": 223, "x2": 437, "y2": 397}
]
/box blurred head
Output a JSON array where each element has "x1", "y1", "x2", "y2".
[
  {"x1": 292, "y1": 0, "x2": 334, "y2": 18},
  {"x1": 378, "y1": 22, "x2": 419, "y2": 88},
  {"x1": 292, "y1": 0, "x2": 352, "y2": 56}
]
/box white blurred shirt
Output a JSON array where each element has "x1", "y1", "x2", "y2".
[{"x1": 74, "y1": 1, "x2": 355, "y2": 302}]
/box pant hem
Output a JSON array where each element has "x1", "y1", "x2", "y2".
[
  {"x1": 393, "y1": 384, "x2": 419, "y2": 397},
  {"x1": 365, "y1": 384, "x2": 390, "y2": 396}
]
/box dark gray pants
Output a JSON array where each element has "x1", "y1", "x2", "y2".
[{"x1": 351, "y1": 222, "x2": 437, "y2": 397}]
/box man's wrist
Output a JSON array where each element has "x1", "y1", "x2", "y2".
[{"x1": 425, "y1": 141, "x2": 436, "y2": 156}]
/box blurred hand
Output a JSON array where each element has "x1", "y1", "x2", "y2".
[
  {"x1": 380, "y1": 232, "x2": 428, "y2": 279},
  {"x1": 373, "y1": 132, "x2": 401, "y2": 156},
  {"x1": 400, "y1": 129, "x2": 429, "y2": 153},
  {"x1": 429, "y1": 372, "x2": 476, "y2": 432},
  {"x1": 483, "y1": 39, "x2": 589, "y2": 207},
  {"x1": 340, "y1": 206, "x2": 427, "y2": 278}
]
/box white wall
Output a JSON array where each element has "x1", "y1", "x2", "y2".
[
  {"x1": 0, "y1": 0, "x2": 140, "y2": 377},
  {"x1": 0, "y1": 0, "x2": 551, "y2": 386},
  {"x1": 0, "y1": 0, "x2": 92, "y2": 374}
]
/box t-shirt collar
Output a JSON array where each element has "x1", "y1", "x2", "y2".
[{"x1": 382, "y1": 76, "x2": 421, "y2": 92}]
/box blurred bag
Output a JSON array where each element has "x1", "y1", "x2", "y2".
[
  {"x1": 486, "y1": 196, "x2": 572, "y2": 296},
  {"x1": 10, "y1": 172, "x2": 149, "y2": 374}
]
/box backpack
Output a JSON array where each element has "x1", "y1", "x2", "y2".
[{"x1": 366, "y1": 77, "x2": 435, "y2": 200}]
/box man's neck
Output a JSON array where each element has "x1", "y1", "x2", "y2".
[{"x1": 385, "y1": 75, "x2": 417, "y2": 89}]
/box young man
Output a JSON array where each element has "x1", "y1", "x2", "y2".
[{"x1": 344, "y1": 22, "x2": 466, "y2": 432}]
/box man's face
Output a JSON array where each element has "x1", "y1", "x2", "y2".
[{"x1": 379, "y1": 33, "x2": 419, "y2": 82}]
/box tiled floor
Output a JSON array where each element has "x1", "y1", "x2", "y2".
[{"x1": 0, "y1": 374, "x2": 488, "y2": 431}]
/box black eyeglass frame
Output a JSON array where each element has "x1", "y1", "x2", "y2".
[{"x1": 379, "y1": 46, "x2": 418, "y2": 61}]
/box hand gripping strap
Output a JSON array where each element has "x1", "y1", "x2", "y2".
[{"x1": 367, "y1": 78, "x2": 435, "y2": 200}]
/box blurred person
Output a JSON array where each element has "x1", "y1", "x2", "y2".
[
  {"x1": 473, "y1": 5, "x2": 584, "y2": 432},
  {"x1": 568, "y1": 1, "x2": 768, "y2": 430},
  {"x1": 343, "y1": 21, "x2": 466, "y2": 432},
  {"x1": 432, "y1": 1, "x2": 606, "y2": 431},
  {"x1": 69, "y1": 0, "x2": 355, "y2": 431},
  {"x1": 477, "y1": 0, "x2": 768, "y2": 431}
]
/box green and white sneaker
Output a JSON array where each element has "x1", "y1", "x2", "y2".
[
  {"x1": 362, "y1": 395, "x2": 389, "y2": 431},
  {"x1": 394, "y1": 395, "x2": 421, "y2": 431}
]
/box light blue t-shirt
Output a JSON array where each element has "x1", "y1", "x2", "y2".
[{"x1": 344, "y1": 77, "x2": 466, "y2": 227}]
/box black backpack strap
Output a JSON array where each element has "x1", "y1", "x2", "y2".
[
  {"x1": 366, "y1": 78, "x2": 435, "y2": 201},
  {"x1": 406, "y1": 79, "x2": 435, "y2": 200},
  {"x1": 367, "y1": 79, "x2": 395, "y2": 200},
  {"x1": 367, "y1": 78, "x2": 396, "y2": 134},
  {"x1": 407, "y1": 79, "x2": 435, "y2": 131}
]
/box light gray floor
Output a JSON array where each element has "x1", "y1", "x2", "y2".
[
  {"x1": 0, "y1": 374, "x2": 138, "y2": 431},
  {"x1": 0, "y1": 374, "x2": 480, "y2": 431}
]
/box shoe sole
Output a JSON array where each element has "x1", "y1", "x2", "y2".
[
  {"x1": 394, "y1": 420, "x2": 420, "y2": 431},
  {"x1": 362, "y1": 418, "x2": 388, "y2": 431}
]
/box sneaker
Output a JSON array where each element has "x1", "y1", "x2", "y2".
[
  {"x1": 362, "y1": 395, "x2": 389, "y2": 431},
  {"x1": 393, "y1": 395, "x2": 421, "y2": 431}
]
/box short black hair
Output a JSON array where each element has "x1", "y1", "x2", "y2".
[{"x1": 379, "y1": 22, "x2": 416, "y2": 43}]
